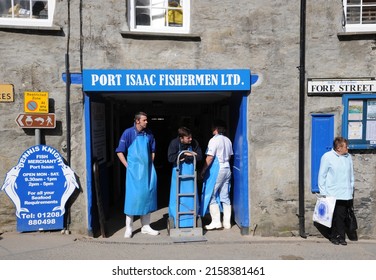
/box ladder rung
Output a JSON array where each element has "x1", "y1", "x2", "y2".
[
  {"x1": 177, "y1": 212, "x2": 194, "y2": 216},
  {"x1": 177, "y1": 193, "x2": 195, "y2": 197},
  {"x1": 178, "y1": 175, "x2": 195, "y2": 179}
]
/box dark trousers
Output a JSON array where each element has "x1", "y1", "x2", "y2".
[{"x1": 331, "y1": 199, "x2": 352, "y2": 240}]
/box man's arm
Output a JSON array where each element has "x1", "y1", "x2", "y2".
[
  {"x1": 167, "y1": 139, "x2": 179, "y2": 163},
  {"x1": 200, "y1": 155, "x2": 214, "y2": 179},
  {"x1": 117, "y1": 152, "x2": 128, "y2": 168}
]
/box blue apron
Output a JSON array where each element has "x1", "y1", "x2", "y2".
[
  {"x1": 199, "y1": 157, "x2": 220, "y2": 216},
  {"x1": 168, "y1": 160, "x2": 197, "y2": 228},
  {"x1": 124, "y1": 134, "x2": 157, "y2": 215}
]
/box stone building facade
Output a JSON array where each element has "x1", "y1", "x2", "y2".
[{"x1": 0, "y1": 0, "x2": 375, "y2": 238}]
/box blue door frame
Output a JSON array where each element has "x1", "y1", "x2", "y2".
[{"x1": 84, "y1": 94, "x2": 94, "y2": 235}]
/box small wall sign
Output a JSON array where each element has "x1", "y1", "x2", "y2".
[
  {"x1": 0, "y1": 84, "x2": 14, "y2": 102},
  {"x1": 308, "y1": 78, "x2": 376, "y2": 96},
  {"x1": 24, "y1": 91, "x2": 49, "y2": 113}
]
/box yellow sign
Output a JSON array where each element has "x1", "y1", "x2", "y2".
[
  {"x1": 24, "y1": 91, "x2": 49, "y2": 113},
  {"x1": 0, "y1": 84, "x2": 14, "y2": 102}
]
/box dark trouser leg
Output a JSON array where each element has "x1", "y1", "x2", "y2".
[{"x1": 331, "y1": 200, "x2": 349, "y2": 241}]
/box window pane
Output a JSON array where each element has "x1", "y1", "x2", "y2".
[
  {"x1": 347, "y1": 0, "x2": 361, "y2": 5},
  {"x1": 135, "y1": 0, "x2": 173, "y2": 28},
  {"x1": 363, "y1": 6, "x2": 376, "y2": 23},
  {"x1": 15, "y1": 1, "x2": 31, "y2": 17},
  {"x1": 150, "y1": 0, "x2": 165, "y2": 27},
  {"x1": 136, "y1": 0, "x2": 150, "y2": 5},
  {"x1": 0, "y1": 1, "x2": 10, "y2": 18},
  {"x1": 135, "y1": 0, "x2": 167, "y2": 27},
  {"x1": 347, "y1": 7, "x2": 361, "y2": 23},
  {"x1": 32, "y1": 1, "x2": 48, "y2": 19},
  {"x1": 168, "y1": 0, "x2": 183, "y2": 26},
  {"x1": 0, "y1": 0, "x2": 48, "y2": 19},
  {"x1": 135, "y1": 0, "x2": 152, "y2": 26},
  {"x1": 136, "y1": 8, "x2": 150, "y2": 25},
  {"x1": 363, "y1": 0, "x2": 376, "y2": 5},
  {"x1": 131, "y1": 0, "x2": 189, "y2": 33}
]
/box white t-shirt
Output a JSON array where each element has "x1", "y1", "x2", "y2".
[{"x1": 206, "y1": 134, "x2": 233, "y2": 168}]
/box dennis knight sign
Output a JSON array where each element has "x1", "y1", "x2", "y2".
[{"x1": 1, "y1": 145, "x2": 79, "y2": 232}]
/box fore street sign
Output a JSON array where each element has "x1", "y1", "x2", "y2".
[
  {"x1": 307, "y1": 78, "x2": 376, "y2": 96},
  {"x1": 16, "y1": 113, "x2": 56, "y2": 129}
]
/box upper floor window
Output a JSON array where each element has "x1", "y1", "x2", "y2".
[
  {"x1": 0, "y1": 0, "x2": 55, "y2": 27},
  {"x1": 343, "y1": 0, "x2": 376, "y2": 32},
  {"x1": 129, "y1": 0, "x2": 190, "y2": 34}
]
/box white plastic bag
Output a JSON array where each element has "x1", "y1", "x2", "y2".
[{"x1": 312, "y1": 195, "x2": 336, "y2": 228}]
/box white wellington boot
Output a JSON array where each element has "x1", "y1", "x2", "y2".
[
  {"x1": 205, "y1": 204, "x2": 223, "y2": 230},
  {"x1": 222, "y1": 203, "x2": 232, "y2": 229},
  {"x1": 124, "y1": 215, "x2": 133, "y2": 238},
  {"x1": 141, "y1": 213, "x2": 159, "y2": 236}
]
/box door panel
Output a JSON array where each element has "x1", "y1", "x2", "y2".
[
  {"x1": 231, "y1": 93, "x2": 250, "y2": 233},
  {"x1": 311, "y1": 114, "x2": 334, "y2": 193},
  {"x1": 85, "y1": 96, "x2": 111, "y2": 237}
]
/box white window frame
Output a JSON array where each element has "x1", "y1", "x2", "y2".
[
  {"x1": 343, "y1": 0, "x2": 376, "y2": 32},
  {"x1": 0, "y1": 0, "x2": 55, "y2": 27},
  {"x1": 129, "y1": 0, "x2": 190, "y2": 34}
]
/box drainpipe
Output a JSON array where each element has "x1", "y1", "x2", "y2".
[
  {"x1": 298, "y1": 0, "x2": 307, "y2": 238},
  {"x1": 65, "y1": 54, "x2": 71, "y2": 166},
  {"x1": 64, "y1": 0, "x2": 72, "y2": 233}
]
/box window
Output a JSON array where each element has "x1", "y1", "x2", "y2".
[
  {"x1": 343, "y1": 0, "x2": 376, "y2": 32},
  {"x1": 0, "y1": 0, "x2": 55, "y2": 27},
  {"x1": 342, "y1": 94, "x2": 376, "y2": 149},
  {"x1": 129, "y1": 0, "x2": 190, "y2": 34}
]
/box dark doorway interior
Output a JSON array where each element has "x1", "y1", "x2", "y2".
[{"x1": 90, "y1": 92, "x2": 235, "y2": 237}]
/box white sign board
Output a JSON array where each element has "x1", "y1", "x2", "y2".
[{"x1": 308, "y1": 79, "x2": 376, "y2": 95}]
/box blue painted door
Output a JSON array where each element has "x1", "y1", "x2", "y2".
[
  {"x1": 311, "y1": 114, "x2": 334, "y2": 193},
  {"x1": 231, "y1": 93, "x2": 250, "y2": 232}
]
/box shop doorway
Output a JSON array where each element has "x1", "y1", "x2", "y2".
[{"x1": 86, "y1": 91, "x2": 249, "y2": 237}]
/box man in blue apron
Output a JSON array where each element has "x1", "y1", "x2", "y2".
[
  {"x1": 116, "y1": 112, "x2": 159, "y2": 238},
  {"x1": 167, "y1": 127, "x2": 202, "y2": 228},
  {"x1": 200, "y1": 120, "x2": 233, "y2": 230}
]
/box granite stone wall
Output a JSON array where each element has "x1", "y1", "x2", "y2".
[{"x1": 0, "y1": 0, "x2": 375, "y2": 238}]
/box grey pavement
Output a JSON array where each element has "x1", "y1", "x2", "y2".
[{"x1": 1, "y1": 207, "x2": 376, "y2": 260}]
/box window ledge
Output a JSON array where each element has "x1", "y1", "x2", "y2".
[
  {"x1": 0, "y1": 24, "x2": 63, "y2": 36},
  {"x1": 120, "y1": 30, "x2": 201, "y2": 41},
  {"x1": 337, "y1": 31, "x2": 376, "y2": 41}
]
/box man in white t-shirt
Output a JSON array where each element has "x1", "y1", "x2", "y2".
[{"x1": 200, "y1": 120, "x2": 233, "y2": 230}]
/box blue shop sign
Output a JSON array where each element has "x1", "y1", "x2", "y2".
[
  {"x1": 1, "y1": 145, "x2": 79, "y2": 232},
  {"x1": 82, "y1": 69, "x2": 251, "y2": 92}
]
